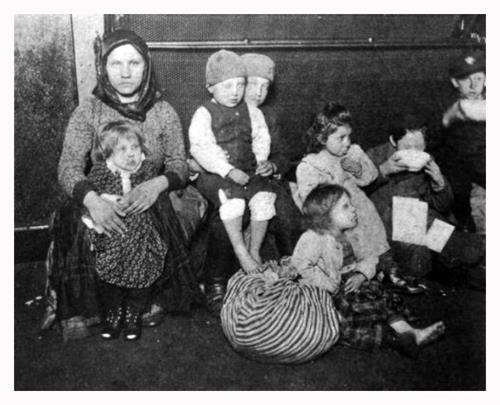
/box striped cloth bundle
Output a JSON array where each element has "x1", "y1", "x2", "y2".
[{"x1": 221, "y1": 262, "x2": 340, "y2": 364}]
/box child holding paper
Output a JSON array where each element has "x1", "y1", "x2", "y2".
[{"x1": 366, "y1": 111, "x2": 484, "y2": 285}]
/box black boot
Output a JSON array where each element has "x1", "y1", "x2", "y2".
[
  {"x1": 205, "y1": 280, "x2": 226, "y2": 316},
  {"x1": 123, "y1": 304, "x2": 142, "y2": 341},
  {"x1": 101, "y1": 306, "x2": 123, "y2": 340}
]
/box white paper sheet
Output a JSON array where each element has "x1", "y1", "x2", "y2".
[
  {"x1": 392, "y1": 197, "x2": 428, "y2": 245},
  {"x1": 425, "y1": 219, "x2": 455, "y2": 253}
]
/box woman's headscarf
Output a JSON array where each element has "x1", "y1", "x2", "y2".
[{"x1": 93, "y1": 29, "x2": 161, "y2": 122}]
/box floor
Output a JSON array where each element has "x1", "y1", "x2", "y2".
[{"x1": 14, "y1": 261, "x2": 485, "y2": 391}]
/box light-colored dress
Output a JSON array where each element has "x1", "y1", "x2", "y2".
[{"x1": 294, "y1": 145, "x2": 389, "y2": 280}]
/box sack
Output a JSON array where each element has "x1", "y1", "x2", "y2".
[{"x1": 169, "y1": 185, "x2": 208, "y2": 241}]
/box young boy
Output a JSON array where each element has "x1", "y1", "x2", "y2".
[
  {"x1": 241, "y1": 53, "x2": 304, "y2": 256},
  {"x1": 435, "y1": 49, "x2": 485, "y2": 232},
  {"x1": 189, "y1": 49, "x2": 277, "y2": 312}
]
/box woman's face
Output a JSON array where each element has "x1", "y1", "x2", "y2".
[
  {"x1": 396, "y1": 130, "x2": 426, "y2": 151},
  {"x1": 244, "y1": 76, "x2": 270, "y2": 107},
  {"x1": 105, "y1": 44, "x2": 145, "y2": 102},
  {"x1": 323, "y1": 125, "x2": 352, "y2": 157}
]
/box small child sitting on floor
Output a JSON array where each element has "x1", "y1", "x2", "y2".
[{"x1": 293, "y1": 184, "x2": 446, "y2": 357}]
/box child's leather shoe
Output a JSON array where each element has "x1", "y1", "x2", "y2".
[
  {"x1": 205, "y1": 282, "x2": 226, "y2": 316},
  {"x1": 100, "y1": 306, "x2": 123, "y2": 340},
  {"x1": 123, "y1": 305, "x2": 142, "y2": 341}
]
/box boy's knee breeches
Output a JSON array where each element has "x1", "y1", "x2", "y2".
[{"x1": 219, "y1": 190, "x2": 277, "y2": 221}]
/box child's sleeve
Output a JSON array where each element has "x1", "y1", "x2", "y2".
[
  {"x1": 355, "y1": 256, "x2": 379, "y2": 280},
  {"x1": 295, "y1": 161, "x2": 322, "y2": 208},
  {"x1": 345, "y1": 144, "x2": 379, "y2": 187},
  {"x1": 291, "y1": 232, "x2": 340, "y2": 294},
  {"x1": 248, "y1": 104, "x2": 271, "y2": 163},
  {"x1": 189, "y1": 106, "x2": 235, "y2": 178},
  {"x1": 421, "y1": 175, "x2": 454, "y2": 214}
]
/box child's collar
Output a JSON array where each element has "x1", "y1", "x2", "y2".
[{"x1": 105, "y1": 153, "x2": 145, "y2": 176}]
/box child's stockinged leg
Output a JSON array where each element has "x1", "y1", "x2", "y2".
[
  {"x1": 248, "y1": 219, "x2": 269, "y2": 264},
  {"x1": 248, "y1": 191, "x2": 277, "y2": 264},
  {"x1": 218, "y1": 190, "x2": 260, "y2": 274},
  {"x1": 389, "y1": 318, "x2": 446, "y2": 346},
  {"x1": 222, "y1": 215, "x2": 260, "y2": 273}
]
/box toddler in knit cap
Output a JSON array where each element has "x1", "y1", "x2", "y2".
[{"x1": 189, "y1": 49, "x2": 277, "y2": 308}]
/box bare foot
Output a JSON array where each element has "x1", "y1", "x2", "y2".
[
  {"x1": 235, "y1": 247, "x2": 261, "y2": 274},
  {"x1": 414, "y1": 321, "x2": 446, "y2": 346}
]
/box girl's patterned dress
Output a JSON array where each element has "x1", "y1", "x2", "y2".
[
  {"x1": 333, "y1": 234, "x2": 413, "y2": 351},
  {"x1": 86, "y1": 160, "x2": 167, "y2": 288}
]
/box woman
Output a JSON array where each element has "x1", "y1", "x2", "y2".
[{"x1": 45, "y1": 29, "x2": 204, "y2": 340}]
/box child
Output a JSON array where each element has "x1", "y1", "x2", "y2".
[
  {"x1": 241, "y1": 52, "x2": 304, "y2": 255},
  {"x1": 84, "y1": 121, "x2": 167, "y2": 341},
  {"x1": 366, "y1": 111, "x2": 484, "y2": 286},
  {"x1": 435, "y1": 50, "x2": 486, "y2": 232},
  {"x1": 293, "y1": 184, "x2": 446, "y2": 356},
  {"x1": 294, "y1": 102, "x2": 413, "y2": 291},
  {"x1": 189, "y1": 49, "x2": 277, "y2": 307}
]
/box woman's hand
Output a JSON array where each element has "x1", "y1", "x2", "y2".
[
  {"x1": 344, "y1": 272, "x2": 366, "y2": 294},
  {"x1": 255, "y1": 160, "x2": 276, "y2": 177},
  {"x1": 379, "y1": 153, "x2": 407, "y2": 177},
  {"x1": 227, "y1": 168, "x2": 250, "y2": 185},
  {"x1": 83, "y1": 191, "x2": 127, "y2": 236},
  {"x1": 122, "y1": 176, "x2": 168, "y2": 215},
  {"x1": 424, "y1": 159, "x2": 445, "y2": 190}
]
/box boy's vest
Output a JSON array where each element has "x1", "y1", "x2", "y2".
[
  {"x1": 441, "y1": 95, "x2": 485, "y2": 178},
  {"x1": 204, "y1": 100, "x2": 256, "y2": 173}
]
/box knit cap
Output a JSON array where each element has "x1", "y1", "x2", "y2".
[
  {"x1": 206, "y1": 50, "x2": 246, "y2": 86},
  {"x1": 241, "y1": 53, "x2": 275, "y2": 82},
  {"x1": 449, "y1": 50, "x2": 485, "y2": 79}
]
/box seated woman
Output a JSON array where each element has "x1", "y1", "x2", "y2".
[
  {"x1": 366, "y1": 110, "x2": 484, "y2": 286},
  {"x1": 44, "y1": 29, "x2": 204, "y2": 340}
]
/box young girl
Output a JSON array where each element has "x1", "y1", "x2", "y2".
[
  {"x1": 84, "y1": 120, "x2": 167, "y2": 341},
  {"x1": 293, "y1": 184, "x2": 446, "y2": 356},
  {"x1": 294, "y1": 102, "x2": 412, "y2": 291}
]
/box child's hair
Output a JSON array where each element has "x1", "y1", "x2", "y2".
[
  {"x1": 388, "y1": 110, "x2": 428, "y2": 143},
  {"x1": 302, "y1": 184, "x2": 351, "y2": 234},
  {"x1": 95, "y1": 120, "x2": 148, "y2": 161},
  {"x1": 305, "y1": 102, "x2": 352, "y2": 153}
]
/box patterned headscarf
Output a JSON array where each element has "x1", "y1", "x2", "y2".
[{"x1": 92, "y1": 29, "x2": 161, "y2": 122}]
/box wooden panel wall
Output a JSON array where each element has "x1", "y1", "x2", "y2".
[{"x1": 14, "y1": 15, "x2": 78, "y2": 226}]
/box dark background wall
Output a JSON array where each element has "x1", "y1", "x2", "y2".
[
  {"x1": 14, "y1": 15, "x2": 78, "y2": 227},
  {"x1": 14, "y1": 14, "x2": 484, "y2": 228},
  {"x1": 122, "y1": 14, "x2": 482, "y2": 163}
]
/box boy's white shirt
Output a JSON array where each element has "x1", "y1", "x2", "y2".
[{"x1": 189, "y1": 99, "x2": 271, "y2": 178}]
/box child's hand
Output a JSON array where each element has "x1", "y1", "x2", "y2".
[
  {"x1": 424, "y1": 159, "x2": 446, "y2": 190},
  {"x1": 379, "y1": 153, "x2": 407, "y2": 177},
  {"x1": 341, "y1": 157, "x2": 363, "y2": 178},
  {"x1": 255, "y1": 160, "x2": 276, "y2": 177},
  {"x1": 227, "y1": 168, "x2": 250, "y2": 185},
  {"x1": 344, "y1": 273, "x2": 366, "y2": 294}
]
